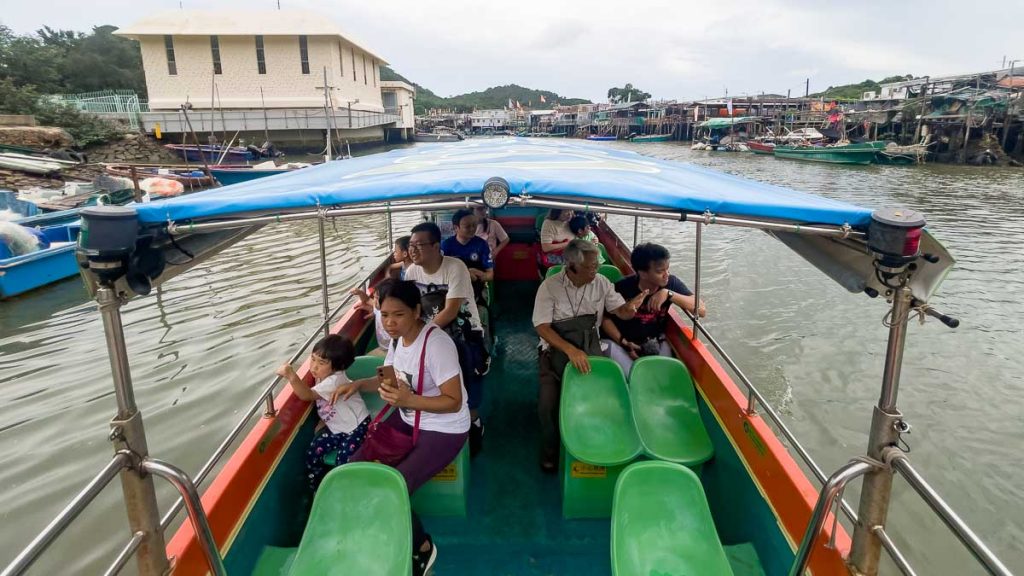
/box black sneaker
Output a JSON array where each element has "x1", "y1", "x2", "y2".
[
  {"x1": 412, "y1": 538, "x2": 438, "y2": 576},
  {"x1": 469, "y1": 419, "x2": 484, "y2": 458}
]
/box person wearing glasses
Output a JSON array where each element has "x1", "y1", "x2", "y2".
[{"x1": 404, "y1": 222, "x2": 488, "y2": 456}]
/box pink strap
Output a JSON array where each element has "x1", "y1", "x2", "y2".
[{"x1": 369, "y1": 325, "x2": 436, "y2": 445}]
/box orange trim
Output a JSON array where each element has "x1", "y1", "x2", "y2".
[{"x1": 167, "y1": 304, "x2": 372, "y2": 574}]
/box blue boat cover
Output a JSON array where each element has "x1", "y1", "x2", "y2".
[{"x1": 135, "y1": 140, "x2": 873, "y2": 228}]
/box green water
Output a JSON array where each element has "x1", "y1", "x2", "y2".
[{"x1": 1, "y1": 142, "x2": 1022, "y2": 574}]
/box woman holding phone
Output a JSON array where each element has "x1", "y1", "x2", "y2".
[{"x1": 333, "y1": 280, "x2": 469, "y2": 576}]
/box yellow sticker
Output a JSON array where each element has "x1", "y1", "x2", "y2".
[
  {"x1": 743, "y1": 420, "x2": 768, "y2": 457},
  {"x1": 433, "y1": 463, "x2": 458, "y2": 482},
  {"x1": 570, "y1": 461, "x2": 607, "y2": 478}
]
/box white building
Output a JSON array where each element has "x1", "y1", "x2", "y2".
[
  {"x1": 381, "y1": 81, "x2": 416, "y2": 129},
  {"x1": 115, "y1": 10, "x2": 403, "y2": 142},
  {"x1": 470, "y1": 109, "x2": 511, "y2": 131}
]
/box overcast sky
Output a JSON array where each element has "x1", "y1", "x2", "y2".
[{"x1": 3, "y1": 0, "x2": 1022, "y2": 102}]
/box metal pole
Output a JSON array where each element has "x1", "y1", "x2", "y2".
[
  {"x1": 692, "y1": 221, "x2": 702, "y2": 339},
  {"x1": 141, "y1": 460, "x2": 227, "y2": 576},
  {"x1": 849, "y1": 284, "x2": 912, "y2": 575},
  {"x1": 632, "y1": 216, "x2": 639, "y2": 248},
  {"x1": 889, "y1": 454, "x2": 1013, "y2": 576},
  {"x1": 318, "y1": 213, "x2": 330, "y2": 338},
  {"x1": 1, "y1": 453, "x2": 130, "y2": 576},
  {"x1": 789, "y1": 460, "x2": 877, "y2": 576},
  {"x1": 96, "y1": 287, "x2": 170, "y2": 576}
]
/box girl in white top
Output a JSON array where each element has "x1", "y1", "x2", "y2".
[
  {"x1": 336, "y1": 280, "x2": 469, "y2": 574},
  {"x1": 540, "y1": 208, "x2": 576, "y2": 253},
  {"x1": 276, "y1": 334, "x2": 369, "y2": 490},
  {"x1": 474, "y1": 206, "x2": 510, "y2": 259}
]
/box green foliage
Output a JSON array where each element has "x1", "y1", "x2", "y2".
[
  {"x1": 607, "y1": 83, "x2": 651, "y2": 104},
  {"x1": 0, "y1": 78, "x2": 124, "y2": 147},
  {"x1": 811, "y1": 74, "x2": 915, "y2": 100},
  {"x1": 380, "y1": 66, "x2": 590, "y2": 114}
]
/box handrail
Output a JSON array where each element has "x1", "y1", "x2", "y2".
[
  {"x1": 887, "y1": 450, "x2": 1013, "y2": 576},
  {"x1": 789, "y1": 460, "x2": 878, "y2": 576},
  {"x1": 141, "y1": 459, "x2": 226, "y2": 576},
  {"x1": 1, "y1": 452, "x2": 131, "y2": 576}
]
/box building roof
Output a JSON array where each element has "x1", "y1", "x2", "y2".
[
  {"x1": 114, "y1": 10, "x2": 387, "y2": 64},
  {"x1": 380, "y1": 81, "x2": 416, "y2": 96}
]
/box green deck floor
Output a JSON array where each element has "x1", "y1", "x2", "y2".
[{"x1": 423, "y1": 282, "x2": 765, "y2": 576}]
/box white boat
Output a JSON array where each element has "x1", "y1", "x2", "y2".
[{"x1": 0, "y1": 153, "x2": 67, "y2": 175}]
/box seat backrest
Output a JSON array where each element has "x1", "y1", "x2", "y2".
[
  {"x1": 347, "y1": 355, "x2": 385, "y2": 380},
  {"x1": 560, "y1": 357, "x2": 641, "y2": 466},
  {"x1": 597, "y1": 243, "x2": 610, "y2": 263},
  {"x1": 629, "y1": 356, "x2": 713, "y2": 466},
  {"x1": 289, "y1": 463, "x2": 412, "y2": 576},
  {"x1": 535, "y1": 212, "x2": 548, "y2": 233},
  {"x1": 612, "y1": 461, "x2": 733, "y2": 576},
  {"x1": 545, "y1": 264, "x2": 564, "y2": 279},
  {"x1": 598, "y1": 264, "x2": 623, "y2": 283}
]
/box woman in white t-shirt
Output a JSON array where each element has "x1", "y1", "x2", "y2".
[
  {"x1": 539, "y1": 209, "x2": 575, "y2": 266},
  {"x1": 474, "y1": 206, "x2": 510, "y2": 259},
  {"x1": 338, "y1": 280, "x2": 469, "y2": 576},
  {"x1": 276, "y1": 334, "x2": 369, "y2": 491}
]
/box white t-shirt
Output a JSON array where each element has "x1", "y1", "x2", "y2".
[
  {"x1": 475, "y1": 218, "x2": 508, "y2": 254},
  {"x1": 540, "y1": 218, "x2": 574, "y2": 247},
  {"x1": 373, "y1": 308, "x2": 392, "y2": 349},
  {"x1": 384, "y1": 324, "x2": 470, "y2": 434},
  {"x1": 403, "y1": 256, "x2": 483, "y2": 332},
  {"x1": 311, "y1": 372, "x2": 370, "y2": 435},
  {"x1": 532, "y1": 270, "x2": 626, "y2": 349}
]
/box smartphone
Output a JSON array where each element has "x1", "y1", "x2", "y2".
[{"x1": 376, "y1": 365, "x2": 397, "y2": 386}]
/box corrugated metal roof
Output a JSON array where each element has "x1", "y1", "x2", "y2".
[{"x1": 114, "y1": 10, "x2": 387, "y2": 64}]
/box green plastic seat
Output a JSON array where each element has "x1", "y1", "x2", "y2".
[
  {"x1": 612, "y1": 461, "x2": 734, "y2": 576},
  {"x1": 411, "y1": 441, "x2": 470, "y2": 516},
  {"x1": 348, "y1": 355, "x2": 387, "y2": 415},
  {"x1": 560, "y1": 357, "x2": 642, "y2": 518},
  {"x1": 545, "y1": 264, "x2": 564, "y2": 279},
  {"x1": 629, "y1": 356, "x2": 714, "y2": 468},
  {"x1": 597, "y1": 242, "x2": 610, "y2": 264},
  {"x1": 535, "y1": 212, "x2": 548, "y2": 234},
  {"x1": 598, "y1": 264, "x2": 623, "y2": 283},
  {"x1": 288, "y1": 463, "x2": 411, "y2": 576}
]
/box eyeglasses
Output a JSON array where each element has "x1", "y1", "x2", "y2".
[{"x1": 408, "y1": 241, "x2": 436, "y2": 251}]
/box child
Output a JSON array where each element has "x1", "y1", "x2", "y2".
[
  {"x1": 568, "y1": 215, "x2": 605, "y2": 264},
  {"x1": 350, "y1": 279, "x2": 394, "y2": 356},
  {"x1": 388, "y1": 235, "x2": 412, "y2": 279},
  {"x1": 277, "y1": 334, "x2": 370, "y2": 491}
]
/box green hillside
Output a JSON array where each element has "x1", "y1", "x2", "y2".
[
  {"x1": 810, "y1": 74, "x2": 915, "y2": 100},
  {"x1": 380, "y1": 66, "x2": 590, "y2": 114}
]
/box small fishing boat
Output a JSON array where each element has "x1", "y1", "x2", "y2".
[
  {"x1": 586, "y1": 134, "x2": 617, "y2": 141},
  {"x1": 0, "y1": 209, "x2": 82, "y2": 298},
  {"x1": 629, "y1": 133, "x2": 672, "y2": 142},
  {"x1": 773, "y1": 141, "x2": 886, "y2": 165},
  {"x1": 746, "y1": 140, "x2": 776, "y2": 155},
  {"x1": 414, "y1": 127, "x2": 465, "y2": 143},
  {"x1": 0, "y1": 152, "x2": 75, "y2": 175},
  {"x1": 164, "y1": 144, "x2": 257, "y2": 163},
  {"x1": 209, "y1": 162, "x2": 313, "y2": 186},
  {"x1": 104, "y1": 164, "x2": 214, "y2": 187},
  {"x1": 7, "y1": 140, "x2": 1008, "y2": 576}
]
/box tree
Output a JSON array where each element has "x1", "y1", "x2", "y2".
[{"x1": 607, "y1": 83, "x2": 651, "y2": 104}]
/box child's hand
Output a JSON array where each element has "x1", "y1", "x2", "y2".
[
  {"x1": 353, "y1": 300, "x2": 374, "y2": 320},
  {"x1": 348, "y1": 287, "x2": 370, "y2": 305},
  {"x1": 378, "y1": 378, "x2": 412, "y2": 408},
  {"x1": 329, "y1": 383, "x2": 358, "y2": 405},
  {"x1": 275, "y1": 363, "x2": 295, "y2": 379}
]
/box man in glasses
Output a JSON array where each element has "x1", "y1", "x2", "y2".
[{"x1": 404, "y1": 221, "x2": 488, "y2": 456}]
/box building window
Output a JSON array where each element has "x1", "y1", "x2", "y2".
[
  {"x1": 299, "y1": 35, "x2": 310, "y2": 75},
  {"x1": 210, "y1": 36, "x2": 222, "y2": 74},
  {"x1": 351, "y1": 49, "x2": 356, "y2": 81},
  {"x1": 164, "y1": 35, "x2": 177, "y2": 76},
  {"x1": 338, "y1": 42, "x2": 344, "y2": 76},
  {"x1": 362, "y1": 54, "x2": 367, "y2": 85},
  {"x1": 372, "y1": 59, "x2": 377, "y2": 86},
  {"x1": 255, "y1": 35, "x2": 266, "y2": 75}
]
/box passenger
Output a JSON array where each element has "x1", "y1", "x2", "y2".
[
  {"x1": 276, "y1": 334, "x2": 369, "y2": 491},
  {"x1": 350, "y1": 278, "x2": 395, "y2": 356},
  {"x1": 539, "y1": 208, "x2": 575, "y2": 266},
  {"x1": 532, "y1": 239, "x2": 648, "y2": 472},
  {"x1": 474, "y1": 206, "x2": 510, "y2": 260},
  {"x1": 389, "y1": 235, "x2": 412, "y2": 279},
  {"x1": 568, "y1": 214, "x2": 605, "y2": 263},
  {"x1": 600, "y1": 242, "x2": 706, "y2": 376},
  {"x1": 403, "y1": 222, "x2": 488, "y2": 455},
  {"x1": 440, "y1": 209, "x2": 493, "y2": 304},
  {"x1": 336, "y1": 280, "x2": 469, "y2": 576}
]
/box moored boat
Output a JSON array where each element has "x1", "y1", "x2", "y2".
[
  {"x1": 104, "y1": 164, "x2": 214, "y2": 187},
  {"x1": 629, "y1": 133, "x2": 672, "y2": 142},
  {"x1": 747, "y1": 140, "x2": 776, "y2": 155},
  {"x1": 0, "y1": 209, "x2": 82, "y2": 298},
  {"x1": 586, "y1": 134, "x2": 617, "y2": 141},
  {"x1": 164, "y1": 144, "x2": 258, "y2": 163},
  {"x1": 5, "y1": 140, "x2": 1008, "y2": 576},
  {"x1": 209, "y1": 162, "x2": 313, "y2": 186},
  {"x1": 773, "y1": 141, "x2": 886, "y2": 165}
]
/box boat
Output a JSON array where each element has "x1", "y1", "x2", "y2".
[
  {"x1": 104, "y1": 164, "x2": 215, "y2": 187},
  {"x1": 586, "y1": 134, "x2": 617, "y2": 141},
  {"x1": 163, "y1": 144, "x2": 258, "y2": 163},
  {"x1": 629, "y1": 133, "x2": 672, "y2": 142},
  {"x1": 0, "y1": 208, "x2": 83, "y2": 298},
  {"x1": 773, "y1": 141, "x2": 887, "y2": 165},
  {"x1": 0, "y1": 152, "x2": 74, "y2": 175},
  {"x1": 747, "y1": 140, "x2": 776, "y2": 155},
  {"x1": 414, "y1": 127, "x2": 465, "y2": 143},
  {"x1": 6, "y1": 140, "x2": 1008, "y2": 576},
  {"x1": 209, "y1": 162, "x2": 313, "y2": 186}
]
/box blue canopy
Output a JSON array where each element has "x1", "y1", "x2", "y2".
[{"x1": 135, "y1": 140, "x2": 873, "y2": 228}]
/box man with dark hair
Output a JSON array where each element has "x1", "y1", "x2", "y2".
[
  {"x1": 441, "y1": 209, "x2": 493, "y2": 303},
  {"x1": 405, "y1": 221, "x2": 488, "y2": 456},
  {"x1": 601, "y1": 242, "x2": 706, "y2": 376}
]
